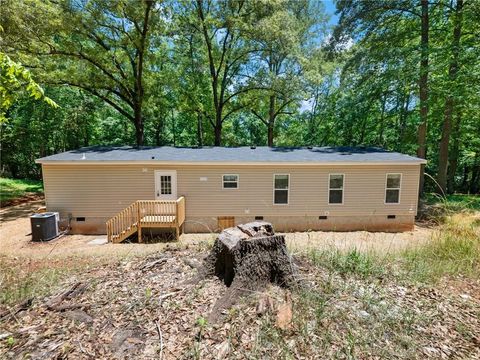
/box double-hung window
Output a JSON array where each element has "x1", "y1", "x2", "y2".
[
  {"x1": 385, "y1": 173, "x2": 401, "y2": 204},
  {"x1": 222, "y1": 174, "x2": 239, "y2": 189},
  {"x1": 328, "y1": 174, "x2": 344, "y2": 204},
  {"x1": 274, "y1": 174, "x2": 289, "y2": 205}
]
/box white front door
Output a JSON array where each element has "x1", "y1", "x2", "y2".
[{"x1": 155, "y1": 170, "x2": 177, "y2": 200}]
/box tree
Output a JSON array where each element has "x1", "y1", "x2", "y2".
[
  {"x1": 173, "y1": 19, "x2": 213, "y2": 147},
  {"x1": 2, "y1": 0, "x2": 165, "y2": 146},
  {"x1": 189, "y1": 0, "x2": 259, "y2": 145},
  {"x1": 0, "y1": 53, "x2": 57, "y2": 122},
  {"x1": 417, "y1": 0, "x2": 429, "y2": 194},
  {"x1": 1, "y1": 86, "x2": 106, "y2": 178},
  {"x1": 245, "y1": 0, "x2": 324, "y2": 146},
  {"x1": 437, "y1": 0, "x2": 464, "y2": 193}
]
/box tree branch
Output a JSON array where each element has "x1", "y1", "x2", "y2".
[
  {"x1": 251, "y1": 110, "x2": 268, "y2": 126},
  {"x1": 53, "y1": 81, "x2": 134, "y2": 121}
]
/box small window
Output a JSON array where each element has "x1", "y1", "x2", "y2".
[
  {"x1": 274, "y1": 174, "x2": 289, "y2": 205},
  {"x1": 329, "y1": 174, "x2": 344, "y2": 204},
  {"x1": 160, "y1": 175, "x2": 172, "y2": 195},
  {"x1": 385, "y1": 173, "x2": 401, "y2": 204},
  {"x1": 222, "y1": 174, "x2": 238, "y2": 189}
]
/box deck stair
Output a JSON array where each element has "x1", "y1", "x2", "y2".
[{"x1": 106, "y1": 197, "x2": 186, "y2": 243}]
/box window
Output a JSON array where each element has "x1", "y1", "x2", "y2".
[
  {"x1": 329, "y1": 174, "x2": 344, "y2": 204},
  {"x1": 160, "y1": 175, "x2": 172, "y2": 194},
  {"x1": 222, "y1": 174, "x2": 239, "y2": 189},
  {"x1": 274, "y1": 174, "x2": 289, "y2": 204},
  {"x1": 385, "y1": 173, "x2": 401, "y2": 204}
]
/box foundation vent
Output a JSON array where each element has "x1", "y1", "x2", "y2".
[
  {"x1": 255, "y1": 216, "x2": 264, "y2": 220},
  {"x1": 319, "y1": 216, "x2": 328, "y2": 220},
  {"x1": 218, "y1": 216, "x2": 235, "y2": 230},
  {"x1": 387, "y1": 215, "x2": 396, "y2": 219}
]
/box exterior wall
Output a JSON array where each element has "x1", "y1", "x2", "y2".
[{"x1": 42, "y1": 163, "x2": 420, "y2": 234}]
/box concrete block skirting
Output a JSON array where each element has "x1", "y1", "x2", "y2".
[{"x1": 65, "y1": 214, "x2": 415, "y2": 235}]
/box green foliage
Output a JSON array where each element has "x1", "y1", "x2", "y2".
[
  {"x1": 306, "y1": 198, "x2": 480, "y2": 284},
  {"x1": 0, "y1": 86, "x2": 124, "y2": 178},
  {"x1": 0, "y1": 53, "x2": 57, "y2": 121},
  {"x1": 308, "y1": 248, "x2": 386, "y2": 279},
  {"x1": 6, "y1": 336, "x2": 15, "y2": 348},
  {"x1": 425, "y1": 193, "x2": 480, "y2": 212},
  {"x1": 0, "y1": 178, "x2": 43, "y2": 203},
  {"x1": 195, "y1": 316, "x2": 208, "y2": 328},
  {"x1": 0, "y1": 0, "x2": 478, "y2": 193},
  {"x1": 401, "y1": 218, "x2": 480, "y2": 282}
]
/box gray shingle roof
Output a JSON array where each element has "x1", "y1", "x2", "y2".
[{"x1": 36, "y1": 146, "x2": 426, "y2": 164}]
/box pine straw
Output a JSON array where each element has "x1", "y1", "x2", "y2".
[{"x1": 1, "y1": 248, "x2": 479, "y2": 359}]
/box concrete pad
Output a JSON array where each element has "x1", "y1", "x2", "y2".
[{"x1": 88, "y1": 237, "x2": 108, "y2": 245}]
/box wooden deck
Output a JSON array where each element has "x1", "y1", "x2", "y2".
[{"x1": 106, "y1": 197, "x2": 186, "y2": 243}]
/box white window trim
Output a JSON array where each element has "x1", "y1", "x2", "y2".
[
  {"x1": 328, "y1": 173, "x2": 345, "y2": 205},
  {"x1": 222, "y1": 174, "x2": 239, "y2": 189},
  {"x1": 273, "y1": 173, "x2": 290, "y2": 205},
  {"x1": 385, "y1": 173, "x2": 402, "y2": 205}
]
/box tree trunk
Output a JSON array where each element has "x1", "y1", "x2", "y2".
[
  {"x1": 134, "y1": 106, "x2": 144, "y2": 146},
  {"x1": 447, "y1": 112, "x2": 461, "y2": 193},
  {"x1": 214, "y1": 116, "x2": 222, "y2": 146},
  {"x1": 461, "y1": 164, "x2": 469, "y2": 192},
  {"x1": 196, "y1": 111, "x2": 203, "y2": 147},
  {"x1": 132, "y1": 1, "x2": 152, "y2": 147},
  {"x1": 470, "y1": 154, "x2": 480, "y2": 194},
  {"x1": 171, "y1": 108, "x2": 176, "y2": 147},
  {"x1": 378, "y1": 92, "x2": 387, "y2": 146},
  {"x1": 267, "y1": 95, "x2": 275, "y2": 146},
  {"x1": 417, "y1": 0, "x2": 429, "y2": 195},
  {"x1": 193, "y1": 221, "x2": 298, "y2": 322},
  {"x1": 155, "y1": 118, "x2": 164, "y2": 146},
  {"x1": 438, "y1": 0, "x2": 463, "y2": 193}
]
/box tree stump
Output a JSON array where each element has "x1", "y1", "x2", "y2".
[{"x1": 195, "y1": 221, "x2": 298, "y2": 322}]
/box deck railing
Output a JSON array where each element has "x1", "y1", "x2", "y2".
[
  {"x1": 106, "y1": 201, "x2": 139, "y2": 242},
  {"x1": 176, "y1": 196, "x2": 186, "y2": 226},
  {"x1": 106, "y1": 196, "x2": 186, "y2": 243},
  {"x1": 137, "y1": 199, "x2": 177, "y2": 220}
]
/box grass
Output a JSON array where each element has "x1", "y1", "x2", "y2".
[
  {"x1": 308, "y1": 247, "x2": 387, "y2": 279},
  {"x1": 251, "y1": 272, "x2": 424, "y2": 358},
  {"x1": 401, "y1": 216, "x2": 480, "y2": 282},
  {"x1": 305, "y1": 214, "x2": 479, "y2": 284},
  {"x1": 424, "y1": 192, "x2": 480, "y2": 213},
  {"x1": 250, "y1": 208, "x2": 480, "y2": 358},
  {"x1": 0, "y1": 256, "x2": 94, "y2": 306},
  {"x1": 0, "y1": 177, "x2": 43, "y2": 203},
  {"x1": 304, "y1": 192, "x2": 480, "y2": 284}
]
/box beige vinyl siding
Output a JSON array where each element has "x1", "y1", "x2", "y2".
[{"x1": 42, "y1": 164, "x2": 420, "y2": 221}]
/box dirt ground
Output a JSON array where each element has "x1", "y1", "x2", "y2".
[{"x1": 1, "y1": 201, "x2": 435, "y2": 260}]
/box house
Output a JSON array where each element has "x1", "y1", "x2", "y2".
[{"x1": 36, "y1": 146, "x2": 427, "y2": 242}]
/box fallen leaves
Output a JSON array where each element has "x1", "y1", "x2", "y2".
[{"x1": 0, "y1": 249, "x2": 479, "y2": 359}]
